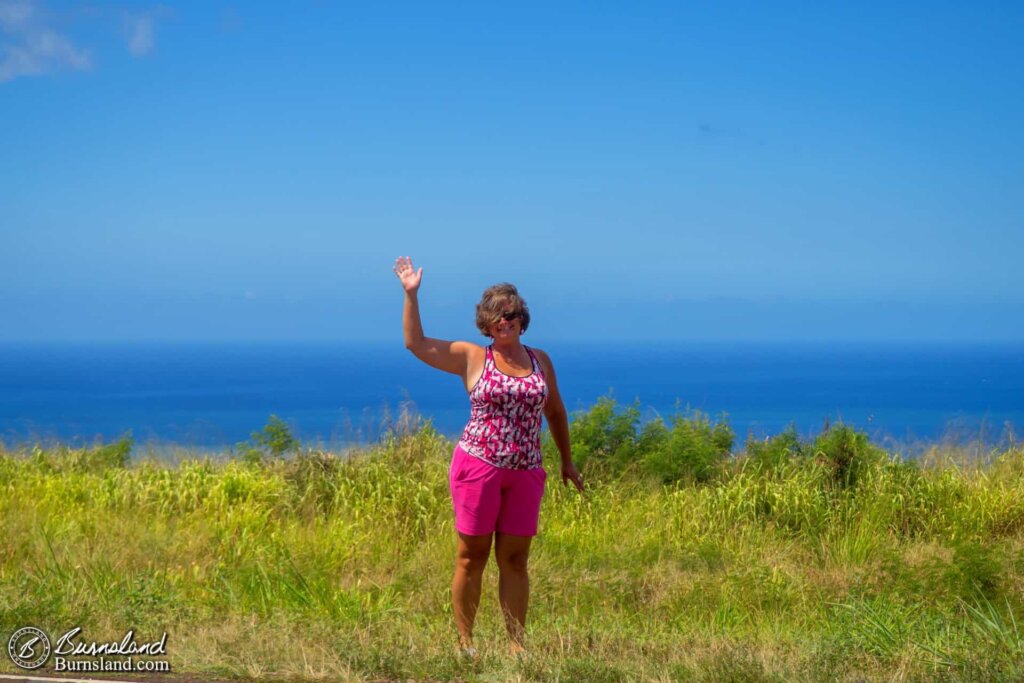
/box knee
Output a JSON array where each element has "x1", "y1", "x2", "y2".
[
  {"x1": 456, "y1": 548, "x2": 489, "y2": 574},
  {"x1": 496, "y1": 550, "x2": 529, "y2": 574}
]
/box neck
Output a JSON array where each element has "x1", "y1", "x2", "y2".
[{"x1": 491, "y1": 338, "x2": 524, "y2": 356}]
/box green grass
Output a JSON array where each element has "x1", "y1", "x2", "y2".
[{"x1": 2, "y1": 403, "x2": 1024, "y2": 681}]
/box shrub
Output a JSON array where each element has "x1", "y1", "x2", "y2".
[
  {"x1": 85, "y1": 434, "x2": 134, "y2": 471},
  {"x1": 811, "y1": 422, "x2": 886, "y2": 489},
  {"x1": 546, "y1": 396, "x2": 733, "y2": 484},
  {"x1": 560, "y1": 395, "x2": 641, "y2": 474},
  {"x1": 642, "y1": 411, "x2": 734, "y2": 484},
  {"x1": 235, "y1": 415, "x2": 300, "y2": 465},
  {"x1": 25, "y1": 433, "x2": 133, "y2": 474},
  {"x1": 744, "y1": 424, "x2": 805, "y2": 473},
  {"x1": 254, "y1": 415, "x2": 300, "y2": 456}
]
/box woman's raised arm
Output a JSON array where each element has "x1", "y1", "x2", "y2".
[{"x1": 393, "y1": 256, "x2": 475, "y2": 376}]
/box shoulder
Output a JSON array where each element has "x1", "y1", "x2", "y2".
[{"x1": 528, "y1": 346, "x2": 555, "y2": 374}]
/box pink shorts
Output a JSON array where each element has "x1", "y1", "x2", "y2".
[{"x1": 449, "y1": 443, "x2": 547, "y2": 537}]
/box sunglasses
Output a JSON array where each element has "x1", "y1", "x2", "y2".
[{"x1": 497, "y1": 311, "x2": 521, "y2": 322}]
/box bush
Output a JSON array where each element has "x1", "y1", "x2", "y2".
[
  {"x1": 235, "y1": 415, "x2": 300, "y2": 466},
  {"x1": 811, "y1": 422, "x2": 887, "y2": 489},
  {"x1": 26, "y1": 433, "x2": 133, "y2": 474},
  {"x1": 86, "y1": 434, "x2": 134, "y2": 470},
  {"x1": 255, "y1": 415, "x2": 300, "y2": 456},
  {"x1": 643, "y1": 411, "x2": 734, "y2": 484},
  {"x1": 557, "y1": 395, "x2": 641, "y2": 475},
  {"x1": 547, "y1": 396, "x2": 733, "y2": 484},
  {"x1": 744, "y1": 424, "x2": 805, "y2": 473}
]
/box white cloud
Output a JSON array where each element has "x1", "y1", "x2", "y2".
[
  {"x1": 0, "y1": 1, "x2": 169, "y2": 83},
  {"x1": 123, "y1": 6, "x2": 171, "y2": 58},
  {"x1": 0, "y1": 0, "x2": 92, "y2": 83},
  {"x1": 125, "y1": 14, "x2": 154, "y2": 56},
  {"x1": 0, "y1": 1, "x2": 33, "y2": 30}
]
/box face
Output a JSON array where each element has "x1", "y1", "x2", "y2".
[{"x1": 489, "y1": 307, "x2": 522, "y2": 340}]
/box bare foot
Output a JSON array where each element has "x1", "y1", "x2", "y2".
[{"x1": 458, "y1": 636, "x2": 479, "y2": 661}]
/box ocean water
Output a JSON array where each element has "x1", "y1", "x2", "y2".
[{"x1": 0, "y1": 341, "x2": 1021, "y2": 454}]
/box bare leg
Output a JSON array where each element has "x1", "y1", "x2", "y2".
[
  {"x1": 494, "y1": 532, "x2": 533, "y2": 653},
  {"x1": 452, "y1": 532, "x2": 492, "y2": 649}
]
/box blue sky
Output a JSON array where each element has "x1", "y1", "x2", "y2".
[{"x1": 2, "y1": 1, "x2": 1022, "y2": 343}]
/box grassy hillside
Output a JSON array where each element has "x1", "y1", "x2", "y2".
[{"x1": 2, "y1": 402, "x2": 1024, "y2": 681}]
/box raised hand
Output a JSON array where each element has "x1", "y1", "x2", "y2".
[{"x1": 393, "y1": 256, "x2": 423, "y2": 293}]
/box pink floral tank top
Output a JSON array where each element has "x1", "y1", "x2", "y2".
[{"x1": 457, "y1": 345, "x2": 549, "y2": 469}]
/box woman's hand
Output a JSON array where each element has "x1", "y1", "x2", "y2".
[
  {"x1": 561, "y1": 462, "x2": 585, "y2": 492},
  {"x1": 393, "y1": 256, "x2": 422, "y2": 293}
]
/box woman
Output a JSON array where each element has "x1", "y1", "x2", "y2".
[{"x1": 392, "y1": 255, "x2": 584, "y2": 658}]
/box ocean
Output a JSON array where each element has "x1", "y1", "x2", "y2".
[{"x1": 1, "y1": 341, "x2": 1021, "y2": 455}]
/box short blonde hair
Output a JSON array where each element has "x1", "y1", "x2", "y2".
[{"x1": 475, "y1": 283, "x2": 531, "y2": 338}]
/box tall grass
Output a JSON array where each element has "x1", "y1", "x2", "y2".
[{"x1": 1, "y1": 399, "x2": 1023, "y2": 681}]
